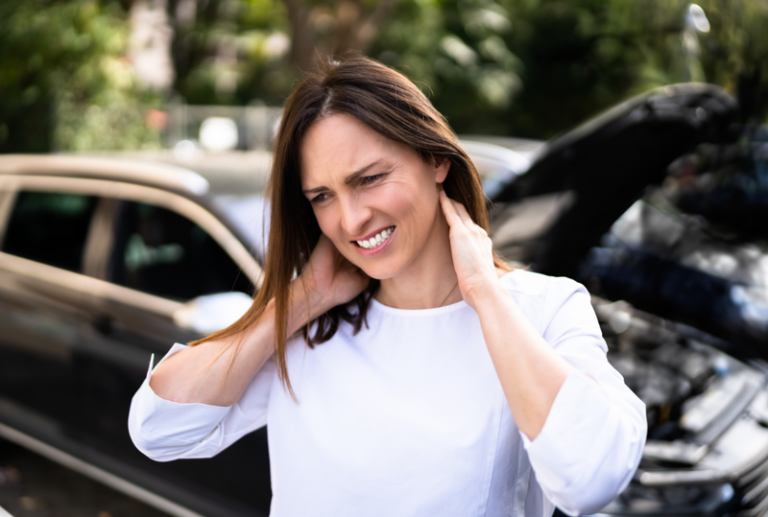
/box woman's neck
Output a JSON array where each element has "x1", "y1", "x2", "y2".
[{"x1": 374, "y1": 206, "x2": 461, "y2": 310}]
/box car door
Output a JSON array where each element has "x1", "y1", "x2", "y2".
[
  {"x1": 0, "y1": 178, "x2": 101, "y2": 439},
  {"x1": 0, "y1": 174, "x2": 271, "y2": 516},
  {"x1": 77, "y1": 183, "x2": 259, "y2": 438},
  {"x1": 73, "y1": 181, "x2": 273, "y2": 517}
]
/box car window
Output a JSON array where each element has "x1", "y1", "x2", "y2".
[
  {"x1": 2, "y1": 191, "x2": 98, "y2": 272},
  {"x1": 212, "y1": 194, "x2": 268, "y2": 257},
  {"x1": 109, "y1": 200, "x2": 253, "y2": 301}
]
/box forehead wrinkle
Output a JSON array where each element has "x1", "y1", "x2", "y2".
[
  {"x1": 299, "y1": 113, "x2": 401, "y2": 190},
  {"x1": 303, "y1": 146, "x2": 389, "y2": 191}
]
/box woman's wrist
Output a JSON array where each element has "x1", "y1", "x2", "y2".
[
  {"x1": 290, "y1": 275, "x2": 333, "y2": 323},
  {"x1": 467, "y1": 278, "x2": 507, "y2": 311}
]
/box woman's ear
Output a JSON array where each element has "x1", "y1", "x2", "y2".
[{"x1": 434, "y1": 157, "x2": 450, "y2": 184}]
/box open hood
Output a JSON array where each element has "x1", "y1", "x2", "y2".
[
  {"x1": 490, "y1": 83, "x2": 768, "y2": 356},
  {"x1": 491, "y1": 83, "x2": 739, "y2": 277}
]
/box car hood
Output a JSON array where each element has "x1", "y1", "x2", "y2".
[
  {"x1": 489, "y1": 84, "x2": 768, "y2": 516},
  {"x1": 488, "y1": 83, "x2": 768, "y2": 353},
  {"x1": 490, "y1": 82, "x2": 739, "y2": 277}
]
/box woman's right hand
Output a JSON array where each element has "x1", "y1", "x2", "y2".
[{"x1": 298, "y1": 234, "x2": 370, "y2": 312}]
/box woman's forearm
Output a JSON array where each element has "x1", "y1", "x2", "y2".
[
  {"x1": 471, "y1": 282, "x2": 575, "y2": 440},
  {"x1": 149, "y1": 279, "x2": 327, "y2": 407}
]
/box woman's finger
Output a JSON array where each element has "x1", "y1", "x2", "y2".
[
  {"x1": 451, "y1": 199, "x2": 474, "y2": 227},
  {"x1": 450, "y1": 199, "x2": 489, "y2": 237},
  {"x1": 439, "y1": 191, "x2": 464, "y2": 228},
  {"x1": 441, "y1": 192, "x2": 474, "y2": 229}
]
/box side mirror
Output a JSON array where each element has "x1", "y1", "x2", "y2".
[{"x1": 173, "y1": 292, "x2": 253, "y2": 334}]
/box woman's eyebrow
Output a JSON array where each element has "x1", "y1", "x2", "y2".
[
  {"x1": 302, "y1": 185, "x2": 327, "y2": 195},
  {"x1": 344, "y1": 160, "x2": 381, "y2": 185},
  {"x1": 302, "y1": 160, "x2": 382, "y2": 194}
]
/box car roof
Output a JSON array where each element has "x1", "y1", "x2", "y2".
[
  {"x1": 0, "y1": 154, "x2": 211, "y2": 196},
  {"x1": 0, "y1": 138, "x2": 531, "y2": 199}
]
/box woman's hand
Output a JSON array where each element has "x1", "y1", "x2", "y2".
[
  {"x1": 439, "y1": 191, "x2": 499, "y2": 310},
  {"x1": 298, "y1": 234, "x2": 370, "y2": 313}
]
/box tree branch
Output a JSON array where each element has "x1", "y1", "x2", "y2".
[
  {"x1": 283, "y1": 0, "x2": 315, "y2": 72},
  {"x1": 357, "y1": 0, "x2": 398, "y2": 51}
]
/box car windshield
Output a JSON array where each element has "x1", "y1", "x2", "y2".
[{"x1": 211, "y1": 193, "x2": 269, "y2": 259}]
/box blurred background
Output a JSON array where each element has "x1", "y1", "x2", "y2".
[
  {"x1": 1, "y1": 0, "x2": 767, "y2": 156},
  {"x1": 3, "y1": 1, "x2": 768, "y2": 516}
]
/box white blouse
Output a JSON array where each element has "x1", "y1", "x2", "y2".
[{"x1": 129, "y1": 270, "x2": 647, "y2": 516}]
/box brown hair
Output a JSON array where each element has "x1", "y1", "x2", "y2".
[{"x1": 192, "y1": 55, "x2": 510, "y2": 395}]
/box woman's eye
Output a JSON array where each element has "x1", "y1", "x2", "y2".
[
  {"x1": 361, "y1": 174, "x2": 383, "y2": 185},
  {"x1": 311, "y1": 193, "x2": 327, "y2": 204}
]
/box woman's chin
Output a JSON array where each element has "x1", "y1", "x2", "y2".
[
  {"x1": 357, "y1": 260, "x2": 403, "y2": 282},
  {"x1": 359, "y1": 268, "x2": 394, "y2": 282}
]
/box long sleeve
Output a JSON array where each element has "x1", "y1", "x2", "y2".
[
  {"x1": 518, "y1": 277, "x2": 647, "y2": 515},
  {"x1": 128, "y1": 343, "x2": 276, "y2": 462}
]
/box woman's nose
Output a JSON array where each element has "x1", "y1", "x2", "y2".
[{"x1": 338, "y1": 194, "x2": 372, "y2": 237}]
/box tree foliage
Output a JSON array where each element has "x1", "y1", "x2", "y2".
[
  {"x1": 0, "y1": 0, "x2": 161, "y2": 153},
  {"x1": 162, "y1": 0, "x2": 523, "y2": 127},
  {"x1": 696, "y1": 0, "x2": 768, "y2": 122},
  {"x1": 2, "y1": 0, "x2": 768, "y2": 152},
  {"x1": 154, "y1": 0, "x2": 768, "y2": 139}
]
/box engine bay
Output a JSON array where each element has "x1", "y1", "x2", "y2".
[{"x1": 593, "y1": 297, "x2": 768, "y2": 515}]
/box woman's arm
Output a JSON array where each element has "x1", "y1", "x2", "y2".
[
  {"x1": 130, "y1": 235, "x2": 369, "y2": 461},
  {"x1": 150, "y1": 234, "x2": 369, "y2": 408},
  {"x1": 439, "y1": 191, "x2": 573, "y2": 439},
  {"x1": 149, "y1": 279, "x2": 326, "y2": 407},
  {"x1": 129, "y1": 283, "x2": 323, "y2": 461},
  {"x1": 470, "y1": 281, "x2": 574, "y2": 439},
  {"x1": 440, "y1": 192, "x2": 646, "y2": 514}
]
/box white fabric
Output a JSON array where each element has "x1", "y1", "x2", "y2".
[{"x1": 129, "y1": 270, "x2": 647, "y2": 516}]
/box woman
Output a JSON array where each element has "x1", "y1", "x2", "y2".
[{"x1": 129, "y1": 56, "x2": 646, "y2": 516}]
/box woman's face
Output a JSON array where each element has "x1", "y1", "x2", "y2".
[{"x1": 300, "y1": 113, "x2": 449, "y2": 280}]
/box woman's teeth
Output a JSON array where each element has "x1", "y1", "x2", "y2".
[{"x1": 356, "y1": 227, "x2": 394, "y2": 249}]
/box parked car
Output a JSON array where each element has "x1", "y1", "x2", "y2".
[
  {"x1": 491, "y1": 83, "x2": 768, "y2": 515},
  {"x1": 0, "y1": 156, "x2": 271, "y2": 517}
]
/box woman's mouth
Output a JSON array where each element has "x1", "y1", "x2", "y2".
[{"x1": 355, "y1": 226, "x2": 395, "y2": 250}]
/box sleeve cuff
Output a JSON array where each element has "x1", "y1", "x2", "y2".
[
  {"x1": 520, "y1": 370, "x2": 645, "y2": 515},
  {"x1": 129, "y1": 344, "x2": 232, "y2": 456},
  {"x1": 520, "y1": 370, "x2": 609, "y2": 492}
]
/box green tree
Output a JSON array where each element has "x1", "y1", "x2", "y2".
[
  {"x1": 495, "y1": 0, "x2": 768, "y2": 138},
  {"x1": 370, "y1": 0, "x2": 522, "y2": 135},
  {"x1": 157, "y1": 0, "x2": 523, "y2": 123},
  {"x1": 0, "y1": 0, "x2": 162, "y2": 153},
  {"x1": 5, "y1": 0, "x2": 768, "y2": 152},
  {"x1": 696, "y1": 0, "x2": 768, "y2": 122},
  {"x1": 158, "y1": 0, "x2": 293, "y2": 105},
  {"x1": 492, "y1": 0, "x2": 681, "y2": 138}
]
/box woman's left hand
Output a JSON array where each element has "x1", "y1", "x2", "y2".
[{"x1": 439, "y1": 191, "x2": 500, "y2": 310}]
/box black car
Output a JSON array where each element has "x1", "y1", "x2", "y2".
[
  {"x1": 490, "y1": 83, "x2": 768, "y2": 516},
  {"x1": 0, "y1": 155, "x2": 272, "y2": 517}
]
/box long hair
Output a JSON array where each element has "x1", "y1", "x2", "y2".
[{"x1": 192, "y1": 55, "x2": 510, "y2": 396}]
